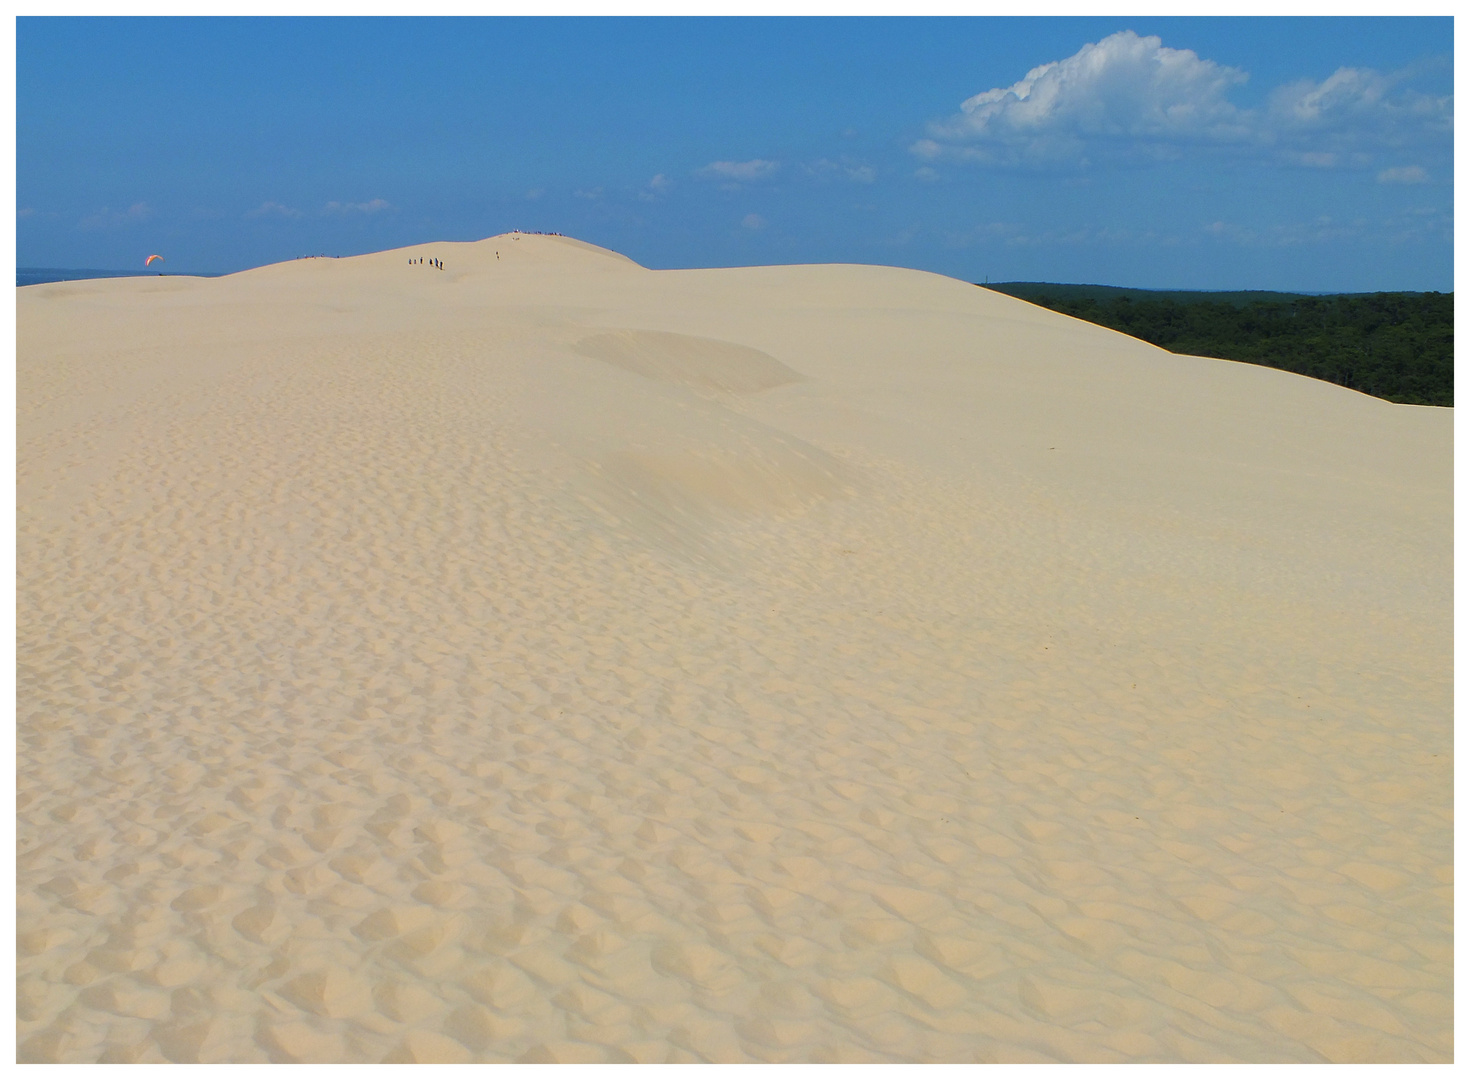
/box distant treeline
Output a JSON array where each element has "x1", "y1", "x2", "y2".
[{"x1": 985, "y1": 283, "x2": 1453, "y2": 407}]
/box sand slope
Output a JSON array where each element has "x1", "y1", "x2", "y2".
[{"x1": 16, "y1": 234, "x2": 1451, "y2": 1062}]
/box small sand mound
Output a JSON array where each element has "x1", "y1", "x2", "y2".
[
  {"x1": 573, "y1": 330, "x2": 804, "y2": 394},
  {"x1": 575, "y1": 429, "x2": 855, "y2": 565},
  {"x1": 603, "y1": 442, "x2": 847, "y2": 517}
]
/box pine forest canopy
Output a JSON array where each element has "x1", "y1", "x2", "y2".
[{"x1": 984, "y1": 284, "x2": 1452, "y2": 408}]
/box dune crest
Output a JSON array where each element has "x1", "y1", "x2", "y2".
[{"x1": 17, "y1": 235, "x2": 1451, "y2": 1063}]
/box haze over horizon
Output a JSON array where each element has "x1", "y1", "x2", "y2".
[{"x1": 17, "y1": 17, "x2": 1454, "y2": 292}]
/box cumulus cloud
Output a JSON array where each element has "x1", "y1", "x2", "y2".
[
  {"x1": 697, "y1": 159, "x2": 780, "y2": 183},
  {"x1": 1269, "y1": 67, "x2": 1442, "y2": 131},
  {"x1": 324, "y1": 198, "x2": 392, "y2": 215},
  {"x1": 78, "y1": 202, "x2": 152, "y2": 230},
  {"x1": 1270, "y1": 67, "x2": 1390, "y2": 124},
  {"x1": 741, "y1": 213, "x2": 766, "y2": 230},
  {"x1": 917, "y1": 30, "x2": 1452, "y2": 170},
  {"x1": 639, "y1": 174, "x2": 674, "y2": 202},
  {"x1": 248, "y1": 201, "x2": 302, "y2": 219},
  {"x1": 918, "y1": 31, "x2": 1249, "y2": 166},
  {"x1": 1378, "y1": 165, "x2": 1428, "y2": 184},
  {"x1": 1267, "y1": 67, "x2": 1451, "y2": 156}
]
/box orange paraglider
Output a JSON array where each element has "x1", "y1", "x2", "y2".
[{"x1": 145, "y1": 254, "x2": 164, "y2": 267}]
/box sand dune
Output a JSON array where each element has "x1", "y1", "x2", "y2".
[{"x1": 16, "y1": 234, "x2": 1451, "y2": 1062}]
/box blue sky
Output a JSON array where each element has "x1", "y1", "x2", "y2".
[{"x1": 16, "y1": 17, "x2": 1454, "y2": 291}]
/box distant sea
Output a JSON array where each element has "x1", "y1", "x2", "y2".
[{"x1": 18, "y1": 268, "x2": 223, "y2": 287}]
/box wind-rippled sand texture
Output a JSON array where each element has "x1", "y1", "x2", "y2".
[{"x1": 17, "y1": 235, "x2": 1451, "y2": 1063}]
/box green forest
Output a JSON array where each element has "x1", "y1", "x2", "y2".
[{"x1": 984, "y1": 283, "x2": 1453, "y2": 407}]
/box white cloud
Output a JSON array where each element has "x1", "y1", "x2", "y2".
[
  {"x1": 995, "y1": 224, "x2": 1175, "y2": 249},
  {"x1": 1270, "y1": 67, "x2": 1390, "y2": 125},
  {"x1": 18, "y1": 206, "x2": 35, "y2": 218},
  {"x1": 919, "y1": 31, "x2": 1249, "y2": 166},
  {"x1": 1268, "y1": 67, "x2": 1442, "y2": 130},
  {"x1": 1378, "y1": 165, "x2": 1428, "y2": 184},
  {"x1": 324, "y1": 198, "x2": 392, "y2": 215},
  {"x1": 1382, "y1": 205, "x2": 1451, "y2": 244},
  {"x1": 918, "y1": 31, "x2": 1451, "y2": 170},
  {"x1": 937, "y1": 222, "x2": 1024, "y2": 248},
  {"x1": 805, "y1": 159, "x2": 877, "y2": 184},
  {"x1": 574, "y1": 187, "x2": 603, "y2": 200},
  {"x1": 78, "y1": 202, "x2": 151, "y2": 230},
  {"x1": 1284, "y1": 151, "x2": 1338, "y2": 169},
  {"x1": 640, "y1": 174, "x2": 674, "y2": 202},
  {"x1": 525, "y1": 188, "x2": 544, "y2": 200},
  {"x1": 1267, "y1": 67, "x2": 1451, "y2": 156},
  {"x1": 1208, "y1": 207, "x2": 1448, "y2": 249},
  {"x1": 1203, "y1": 216, "x2": 1358, "y2": 247},
  {"x1": 741, "y1": 213, "x2": 766, "y2": 230},
  {"x1": 697, "y1": 159, "x2": 780, "y2": 182},
  {"x1": 247, "y1": 201, "x2": 302, "y2": 219}
]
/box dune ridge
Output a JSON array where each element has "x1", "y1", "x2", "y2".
[{"x1": 16, "y1": 234, "x2": 1451, "y2": 1062}]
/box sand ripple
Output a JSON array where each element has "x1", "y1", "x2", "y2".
[{"x1": 17, "y1": 239, "x2": 1451, "y2": 1062}]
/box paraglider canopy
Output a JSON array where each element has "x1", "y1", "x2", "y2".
[{"x1": 145, "y1": 254, "x2": 164, "y2": 267}]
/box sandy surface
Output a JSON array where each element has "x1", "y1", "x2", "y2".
[{"x1": 16, "y1": 234, "x2": 1452, "y2": 1062}]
